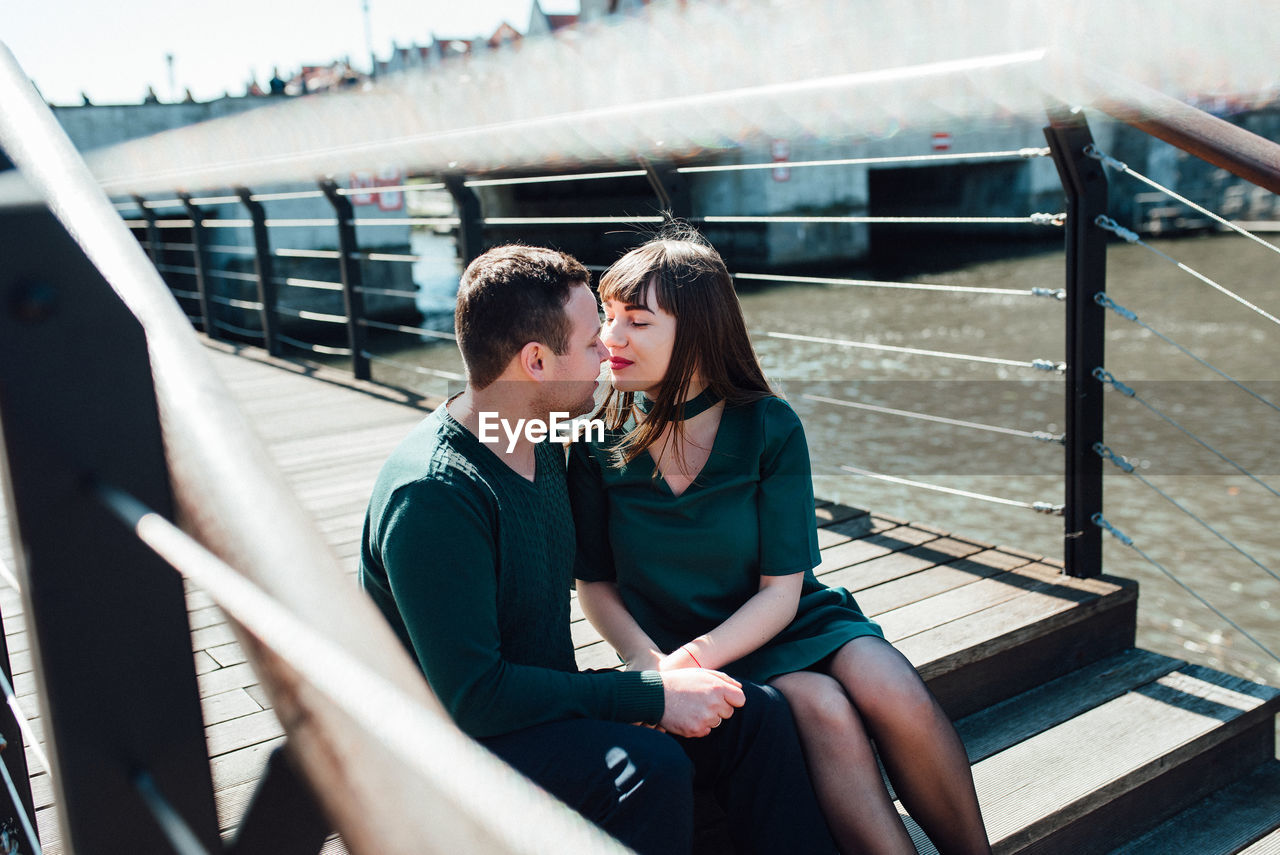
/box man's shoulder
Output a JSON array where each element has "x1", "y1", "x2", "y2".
[{"x1": 374, "y1": 410, "x2": 494, "y2": 504}]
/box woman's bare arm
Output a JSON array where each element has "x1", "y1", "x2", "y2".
[
  {"x1": 660, "y1": 572, "x2": 803, "y2": 672},
  {"x1": 577, "y1": 579, "x2": 665, "y2": 670}
]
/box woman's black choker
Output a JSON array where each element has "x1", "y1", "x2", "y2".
[{"x1": 636, "y1": 387, "x2": 722, "y2": 421}]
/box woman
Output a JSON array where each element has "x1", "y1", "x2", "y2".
[{"x1": 568, "y1": 230, "x2": 991, "y2": 855}]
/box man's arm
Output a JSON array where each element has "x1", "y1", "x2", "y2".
[{"x1": 376, "y1": 478, "x2": 665, "y2": 738}]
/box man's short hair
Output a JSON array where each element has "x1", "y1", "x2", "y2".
[{"x1": 455, "y1": 245, "x2": 591, "y2": 390}]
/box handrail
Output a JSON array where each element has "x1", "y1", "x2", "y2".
[
  {"x1": 0, "y1": 43, "x2": 618, "y2": 855},
  {"x1": 1091, "y1": 73, "x2": 1280, "y2": 196}
]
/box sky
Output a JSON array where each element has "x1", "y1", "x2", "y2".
[{"x1": 4, "y1": 0, "x2": 580, "y2": 106}]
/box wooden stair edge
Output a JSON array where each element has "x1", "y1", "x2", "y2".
[
  {"x1": 1104, "y1": 759, "x2": 1280, "y2": 855},
  {"x1": 909, "y1": 572, "x2": 1139, "y2": 718},
  {"x1": 953, "y1": 648, "x2": 1187, "y2": 764},
  {"x1": 979, "y1": 667, "x2": 1280, "y2": 855},
  {"x1": 1239, "y1": 826, "x2": 1280, "y2": 854}
]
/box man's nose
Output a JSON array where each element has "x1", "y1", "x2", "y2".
[{"x1": 595, "y1": 339, "x2": 609, "y2": 362}]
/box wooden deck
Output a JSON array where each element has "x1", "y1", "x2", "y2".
[{"x1": 3, "y1": 339, "x2": 1278, "y2": 854}]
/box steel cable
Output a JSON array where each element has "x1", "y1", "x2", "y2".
[
  {"x1": 840, "y1": 465, "x2": 1063, "y2": 514},
  {"x1": 1095, "y1": 216, "x2": 1280, "y2": 328},
  {"x1": 805, "y1": 393, "x2": 1062, "y2": 443},
  {"x1": 1093, "y1": 367, "x2": 1279, "y2": 500},
  {"x1": 1095, "y1": 292, "x2": 1279, "y2": 415},
  {"x1": 1093, "y1": 513, "x2": 1280, "y2": 665},
  {"x1": 1095, "y1": 444, "x2": 1280, "y2": 586},
  {"x1": 1086, "y1": 145, "x2": 1280, "y2": 258},
  {"x1": 762, "y1": 330, "x2": 1065, "y2": 372}
]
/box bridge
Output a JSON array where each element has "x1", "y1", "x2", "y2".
[{"x1": 1, "y1": 2, "x2": 1279, "y2": 853}]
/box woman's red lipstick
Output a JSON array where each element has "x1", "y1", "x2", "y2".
[{"x1": 609, "y1": 357, "x2": 633, "y2": 370}]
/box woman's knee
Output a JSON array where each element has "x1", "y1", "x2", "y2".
[
  {"x1": 771, "y1": 671, "x2": 860, "y2": 736},
  {"x1": 832, "y1": 638, "x2": 938, "y2": 721}
]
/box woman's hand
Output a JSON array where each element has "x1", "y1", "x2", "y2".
[
  {"x1": 624, "y1": 650, "x2": 663, "y2": 672},
  {"x1": 657, "y1": 645, "x2": 700, "y2": 672}
]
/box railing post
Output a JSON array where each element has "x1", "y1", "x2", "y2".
[
  {"x1": 0, "y1": 204, "x2": 221, "y2": 854},
  {"x1": 320, "y1": 179, "x2": 371, "y2": 381},
  {"x1": 132, "y1": 194, "x2": 163, "y2": 267},
  {"x1": 0, "y1": 152, "x2": 35, "y2": 839},
  {"x1": 443, "y1": 172, "x2": 484, "y2": 267},
  {"x1": 179, "y1": 192, "x2": 218, "y2": 339},
  {"x1": 236, "y1": 187, "x2": 281, "y2": 357},
  {"x1": 1044, "y1": 108, "x2": 1109, "y2": 579},
  {"x1": 640, "y1": 157, "x2": 691, "y2": 221}
]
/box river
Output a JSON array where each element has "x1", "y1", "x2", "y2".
[{"x1": 376, "y1": 232, "x2": 1280, "y2": 690}]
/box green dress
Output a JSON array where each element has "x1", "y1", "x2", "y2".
[{"x1": 568, "y1": 393, "x2": 884, "y2": 685}]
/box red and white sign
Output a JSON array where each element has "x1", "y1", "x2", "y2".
[
  {"x1": 931, "y1": 132, "x2": 952, "y2": 152},
  {"x1": 348, "y1": 167, "x2": 405, "y2": 211},
  {"x1": 771, "y1": 139, "x2": 791, "y2": 182}
]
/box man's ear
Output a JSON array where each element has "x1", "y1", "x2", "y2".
[{"x1": 516, "y1": 341, "x2": 547, "y2": 380}]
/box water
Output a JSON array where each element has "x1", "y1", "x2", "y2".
[{"x1": 373, "y1": 232, "x2": 1280, "y2": 689}]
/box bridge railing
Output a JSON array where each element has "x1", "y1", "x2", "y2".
[
  {"x1": 0, "y1": 45, "x2": 630, "y2": 855},
  {"x1": 1, "y1": 36, "x2": 1279, "y2": 855},
  {"x1": 110, "y1": 93, "x2": 1280, "y2": 676}
]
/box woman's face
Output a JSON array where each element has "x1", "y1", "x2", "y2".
[{"x1": 601, "y1": 281, "x2": 678, "y2": 396}]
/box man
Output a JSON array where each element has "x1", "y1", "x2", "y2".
[{"x1": 360, "y1": 245, "x2": 836, "y2": 855}]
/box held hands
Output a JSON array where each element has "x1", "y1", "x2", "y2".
[{"x1": 657, "y1": 668, "x2": 745, "y2": 738}]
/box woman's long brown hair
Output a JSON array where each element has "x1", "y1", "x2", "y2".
[{"x1": 597, "y1": 226, "x2": 774, "y2": 467}]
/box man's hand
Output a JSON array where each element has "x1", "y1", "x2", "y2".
[{"x1": 658, "y1": 669, "x2": 745, "y2": 738}]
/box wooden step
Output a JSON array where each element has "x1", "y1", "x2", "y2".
[
  {"x1": 1240, "y1": 828, "x2": 1280, "y2": 854},
  {"x1": 1106, "y1": 760, "x2": 1280, "y2": 854},
  {"x1": 906, "y1": 664, "x2": 1280, "y2": 855}
]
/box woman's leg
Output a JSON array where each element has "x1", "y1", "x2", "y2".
[
  {"x1": 770, "y1": 671, "x2": 916, "y2": 855},
  {"x1": 830, "y1": 637, "x2": 991, "y2": 855}
]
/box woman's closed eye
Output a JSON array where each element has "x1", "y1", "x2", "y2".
[{"x1": 604, "y1": 315, "x2": 648, "y2": 329}]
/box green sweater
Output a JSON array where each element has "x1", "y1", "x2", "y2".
[{"x1": 359, "y1": 404, "x2": 665, "y2": 739}]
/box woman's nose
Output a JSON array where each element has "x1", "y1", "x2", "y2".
[{"x1": 601, "y1": 323, "x2": 622, "y2": 348}]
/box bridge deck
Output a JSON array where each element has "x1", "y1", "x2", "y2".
[{"x1": 6, "y1": 340, "x2": 1265, "y2": 854}]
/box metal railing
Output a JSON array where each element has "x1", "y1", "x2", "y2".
[
  {"x1": 0, "y1": 44, "x2": 626, "y2": 855},
  {"x1": 1, "y1": 33, "x2": 1279, "y2": 855}
]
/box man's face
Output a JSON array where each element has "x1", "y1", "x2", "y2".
[{"x1": 538, "y1": 283, "x2": 608, "y2": 418}]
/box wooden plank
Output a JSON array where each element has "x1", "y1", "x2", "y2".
[
  {"x1": 927, "y1": 595, "x2": 1137, "y2": 720},
  {"x1": 36, "y1": 803, "x2": 63, "y2": 855},
  {"x1": 202, "y1": 688, "x2": 266, "y2": 727},
  {"x1": 959, "y1": 667, "x2": 1280, "y2": 853},
  {"x1": 194, "y1": 650, "x2": 222, "y2": 675},
  {"x1": 208, "y1": 641, "x2": 249, "y2": 668},
  {"x1": 205, "y1": 708, "x2": 286, "y2": 758},
  {"x1": 1107, "y1": 761, "x2": 1280, "y2": 855},
  {"x1": 198, "y1": 662, "x2": 263, "y2": 698},
  {"x1": 1027, "y1": 725, "x2": 1276, "y2": 855},
  {"x1": 1240, "y1": 827, "x2": 1280, "y2": 855},
  {"x1": 954, "y1": 649, "x2": 1184, "y2": 763},
  {"x1": 813, "y1": 503, "x2": 867, "y2": 526},
  {"x1": 191, "y1": 622, "x2": 238, "y2": 651},
  {"x1": 880, "y1": 568, "x2": 1067, "y2": 643},
  {"x1": 30, "y1": 770, "x2": 52, "y2": 810},
  {"x1": 897, "y1": 572, "x2": 1133, "y2": 676},
  {"x1": 855, "y1": 556, "x2": 1024, "y2": 617},
  {"x1": 210, "y1": 736, "x2": 287, "y2": 793},
  {"x1": 819, "y1": 549, "x2": 938, "y2": 593},
  {"x1": 813, "y1": 537, "x2": 894, "y2": 575}
]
